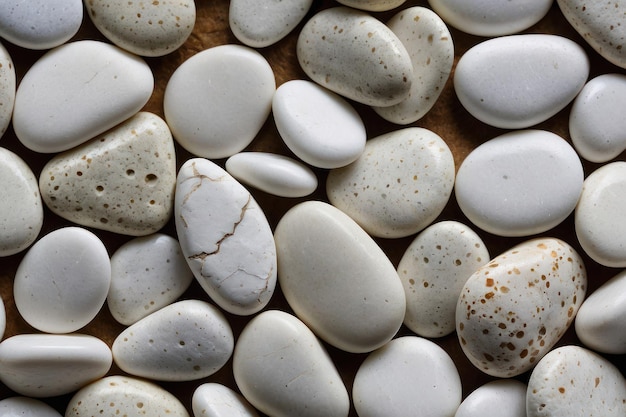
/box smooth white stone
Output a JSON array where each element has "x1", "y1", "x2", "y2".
[
  {"x1": 454, "y1": 34, "x2": 589, "y2": 129},
  {"x1": 274, "y1": 201, "x2": 406, "y2": 353},
  {"x1": 192, "y1": 383, "x2": 260, "y2": 417},
  {"x1": 527, "y1": 345, "x2": 626, "y2": 417},
  {"x1": 112, "y1": 299, "x2": 234, "y2": 381},
  {"x1": 108, "y1": 233, "x2": 194, "y2": 325},
  {"x1": 272, "y1": 80, "x2": 366, "y2": 169},
  {"x1": 0, "y1": 0, "x2": 83, "y2": 49},
  {"x1": 13, "y1": 40, "x2": 154, "y2": 153},
  {"x1": 0, "y1": 396, "x2": 62, "y2": 417},
  {"x1": 570, "y1": 74, "x2": 626, "y2": 163},
  {"x1": 0, "y1": 334, "x2": 112, "y2": 398},
  {"x1": 229, "y1": 0, "x2": 313, "y2": 48},
  {"x1": 14, "y1": 227, "x2": 111, "y2": 333},
  {"x1": 225, "y1": 152, "x2": 318, "y2": 198},
  {"x1": 0, "y1": 295, "x2": 4, "y2": 341},
  {"x1": 457, "y1": 238, "x2": 587, "y2": 378},
  {"x1": 335, "y1": 0, "x2": 406, "y2": 11},
  {"x1": 85, "y1": 0, "x2": 196, "y2": 57},
  {"x1": 398, "y1": 221, "x2": 489, "y2": 338},
  {"x1": 175, "y1": 158, "x2": 277, "y2": 315},
  {"x1": 0, "y1": 147, "x2": 43, "y2": 257},
  {"x1": 575, "y1": 162, "x2": 626, "y2": 267},
  {"x1": 327, "y1": 127, "x2": 455, "y2": 238},
  {"x1": 66, "y1": 375, "x2": 190, "y2": 417},
  {"x1": 353, "y1": 336, "x2": 462, "y2": 417},
  {"x1": 297, "y1": 7, "x2": 413, "y2": 107},
  {"x1": 39, "y1": 112, "x2": 177, "y2": 236},
  {"x1": 373, "y1": 6, "x2": 454, "y2": 124},
  {"x1": 233, "y1": 310, "x2": 349, "y2": 417},
  {"x1": 0, "y1": 42, "x2": 15, "y2": 138},
  {"x1": 455, "y1": 130, "x2": 584, "y2": 237},
  {"x1": 455, "y1": 379, "x2": 527, "y2": 417},
  {"x1": 164, "y1": 45, "x2": 275, "y2": 159}
]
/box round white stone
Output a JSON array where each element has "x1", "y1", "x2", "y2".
[
  {"x1": 335, "y1": 0, "x2": 407, "y2": 11},
  {"x1": 0, "y1": 396, "x2": 62, "y2": 417},
  {"x1": 0, "y1": 41, "x2": 15, "y2": 138},
  {"x1": 455, "y1": 379, "x2": 527, "y2": 417},
  {"x1": 192, "y1": 383, "x2": 260, "y2": 417}
]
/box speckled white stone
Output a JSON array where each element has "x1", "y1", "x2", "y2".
[
  {"x1": 274, "y1": 201, "x2": 406, "y2": 353},
  {"x1": 0, "y1": 147, "x2": 43, "y2": 257},
  {"x1": 527, "y1": 345, "x2": 626, "y2": 417},
  {"x1": 353, "y1": 336, "x2": 462, "y2": 417},
  {"x1": 13, "y1": 227, "x2": 111, "y2": 334},
  {"x1": 327, "y1": 127, "x2": 455, "y2": 238},
  {"x1": 575, "y1": 162, "x2": 626, "y2": 267},
  {"x1": 229, "y1": 0, "x2": 313, "y2": 48},
  {"x1": 85, "y1": 0, "x2": 196, "y2": 57},
  {"x1": 233, "y1": 310, "x2": 350, "y2": 417},
  {"x1": 0, "y1": 42, "x2": 15, "y2": 138},
  {"x1": 0, "y1": 396, "x2": 62, "y2": 417},
  {"x1": 175, "y1": 158, "x2": 277, "y2": 315},
  {"x1": 454, "y1": 379, "x2": 527, "y2": 417},
  {"x1": 454, "y1": 34, "x2": 589, "y2": 129},
  {"x1": 457, "y1": 238, "x2": 587, "y2": 378},
  {"x1": 192, "y1": 383, "x2": 260, "y2": 417},
  {"x1": 455, "y1": 130, "x2": 584, "y2": 237},
  {"x1": 0, "y1": 334, "x2": 112, "y2": 398},
  {"x1": 297, "y1": 7, "x2": 413, "y2": 107},
  {"x1": 272, "y1": 80, "x2": 366, "y2": 169},
  {"x1": 398, "y1": 221, "x2": 489, "y2": 338},
  {"x1": 373, "y1": 6, "x2": 454, "y2": 124},
  {"x1": 108, "y1": 233, "x2": 194, "y2": 325},
  {"x1": 39, "y1": 112, "x2": 176, "y2": 236},
  {"x1": 335, "y1": 0, "x2": 406, "y2": 11},
  {"x1": 164, "y1": 44, "x2": 275, "y2": 159},
  {"x1": 0, "y1": 0, "x2": 83, "y2": 49}
]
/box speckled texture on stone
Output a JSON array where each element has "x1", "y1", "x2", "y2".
[
  {"x1": 0, "y1": 42, "x2": 15, "y2": 138},
  {"x1": 335, "y1": 0, "x2": 406, "y2": 11}
]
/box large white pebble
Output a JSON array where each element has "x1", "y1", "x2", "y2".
[
  {"x1": 527, "y1": 345, "x2": 626, "y2": 417},
  {"x1": 0, "y1": 42, "x2": 15, "y2": 138},
  {"x1": 353, "y1": 336, "x2": 462, "y2": 417},
  {"x1": 233, "y1": 310, "x2": 349, "y2": 417},
  {"x1": 455, "y1": 379, "x2": 527, "y2": 417},
  {"x1": 335, "y1": 0, "x2": 406, "y2": 11},
  {"x1": 164, "y1": 45, "x2": 275, "y2": 159},
  {"x1": 14, "y1": 227, "x2": 111, "y2": 333},
  {"x1": 0, "y1": 396, "x2": 62, "y2": 417},
  {"x1": 454, "y1": 34, "x2": 589, "y2": 129},
  {"x1": 108, "y1": 233, "x2": 194, "y2": 325},
  {"x1": 175, "y1": 158, "x2": 277, "y2": 315},
  {"x1": 13, "y1": 40, "x2": 154, "y2": 153},
  {"x1": 0, "y1": 334, "x2": 112, "y2": 398},
  {"x1": 457, "y1": 238, "x2": 587, "y2": 377},
  {"x1": 327, "y1": 127, "x2": 455, "y2": 238},
  {"x1": 274, "y1": 201, "x2": 405, "y2": 353},
  {"x1": 455, "y1": 130, "x2": 583, "y2": 237},
  {"x1": 192, "y1": 383, "x2": 260, "y2": 417}
]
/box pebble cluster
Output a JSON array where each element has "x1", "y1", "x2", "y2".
[{"x1": 0, "y1": 1, "x2": 625, "y2": 417}]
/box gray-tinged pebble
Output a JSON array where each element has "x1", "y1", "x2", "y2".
[
  {"x1": 335, "y1": 0, "x2": 406, "y2": 11},
  {"x1": 0, "y1": 397, "x2": 62, "y2": 417},
  {"x1": 0, "y1": 41, "x2": 15, "y2": 138}
]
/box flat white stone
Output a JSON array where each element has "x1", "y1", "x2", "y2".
[
  {"x1": 14, "y1": 227, "x2": 111, "y2": 334},
  {"x1": 455, "y1": 130, "x2": 584, "y2": 237},
  {"x1": 192, "y1": 383, "x2": 260, "y2": 417},
  {"x1": 575, "y1": 162, "x2": 626, "y2": 267},
  {"x1": 455, "y1": 379, "x2": 527, "y2": 417},
  {"x1": 13, "y1": 40, "x2": 154, "y2": 153},
  {"x1": 175, "y1": 158, "x2": 277, "y2": 315},
  {"x1": 457, "y1": 238, "x2": 587, "y2": 378},
  {"x1": 164, "y1": 44, "x2": 275, "y2": 159},
  {"x1": 373, "y1": 6, "x2": 454, "y2": 124},
  {"x1": 225, "y1": 152, "x2": 318, "y2": 197},
  {"x1": 0, "y1": 396, "x2": 62, "y2": 417},
  {"x1": 272, "y1": 80, "x2": 366, "y2": 169},
  {"x1": 454, "y1": 34, "x2": 589, "y2": 129},
  {"x1": 0, "y1": 42, "x2": 15, "y2": 138},
  {"x1": 274, "y1": 201, "x2": 406, "y2": 353},
  {"x1": 233, "y1": 310, "x2": 349, "y2": 417},
  {"x1": 107, "y1": 233, "x2": 194, "y2": 325},
  {"x1": 327, "y1": 127, "x2": 455, "y2": 238},
  {"x1": 297, "y1": 7, "x2": 413, "y2": 107},
  {"x1": 335, "y1": 0, "x2": 406, "y2": 11},
  {"x1": 353, "y1": 336, "x2": 462, "y2": 417},
  {"x1": 527, "y1": 345, "x2": 626, "y2": 417},
  {"x1": 0, "y1": 334, "x2": 112, "y2": 398}
]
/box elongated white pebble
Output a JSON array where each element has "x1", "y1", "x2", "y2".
[
  {"x1": 335, "y1": 0, "x2": 406, "y2": 11},
  {"x1": 353, "y1": 336, "x2": 462, "y2": 417},
  {"x1": 107, "y1": 233, "x2": 194, "y2": 325},
  {"x1": 13, "y1": 227, "x2": 111, "y2": 334},
  {"x1": 274, "y1": 201, "x2": 405, "y2": 353},
  {"x1": 297, "y1": 7, "x2": 413, "y2": 107},
  {"x1": 233, "y1": 310, "x2": 350, "y2": 417},
  {"x1": 66, "y1": 375, "x2": 190, "y2": 417},
  {"x1": 0, "y1": 41, "x2": 15, "y2": 138},
  {"x1": 454, "y1": 34, "x2": 589, "y2": 129},
  {"x1": 225, "y1": 152, "x2": 318, "y2": 197},
  {"x1": 192, "y1": 383, "x2": 260, "y2": 417},
  {"x1": 0, "y1": 295, "x2": 4, "y2": 341},
  {"x1": 175, "y1": 158, "x2": 277, "y2": 315},
  {"x1": 0, "y1": 334, "x2": 112, "y2": 398},
  {"x1": 164, "y1": 44, "x2": 275, "y2": 159},
  {"x1": 454, "y1": 379, "x2": 527, "y2": 417},
  {"x1": 0, "y1": 396, "x2": 62, "y2": 417}
]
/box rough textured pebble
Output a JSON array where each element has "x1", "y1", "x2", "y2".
[
  {"x1": 0, "y1": 396, "x2": 62, "y2": 417},
  {"x1": 455, "y1": 379, "x2": 527, "y2": 417},
  {"x1": 192, "y1": 383, "x2": 260, "y2": 417},
  {"x1": 0, "y1": 41, "x2": 15, "y2": 138}
]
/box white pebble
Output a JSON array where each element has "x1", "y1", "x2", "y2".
[
  {"x1": 0, "y1": 41, "x2": 15, "y2": 138},
  {"x1": 0, "y1": 396, "x2": 62, "y2": 417},
  {"x1": 335, "y1": 0, "x2": 407, "y2": 11},
  {"x1": 454, "y1": 379, "x2": 527, "y2": 417},
  {"x1": 192, "y1": 383, "x2": 260, "y2": 417}
]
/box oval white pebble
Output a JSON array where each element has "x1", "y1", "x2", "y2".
[
  {"x1": 335, "y1": 0, "x2": 407, "y2": 11},
  {"x1": 14, "y1": 226, "x2": 111, "y2": 333},
  {"x1": 0, "y1": 396, "x2": 62, "y2": 417},
  {"x1": 455, "y1": 130, "x2": 584, "y2": 237},
  {"x1": 0, "y1": 295, "x2": 5, "y2": 341},
  {"x1": 454, "y1": 34, "x2": 589, "y2": 129},
  {"x1": 455, "y1": 379, "x2": 527, "y2": 417},
  {"x1": 0, "y1": 42, "x2": 15, "y2": 138},
  {"x1": 192, "y1": 383, "x2": 260, "y2": 417}
]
